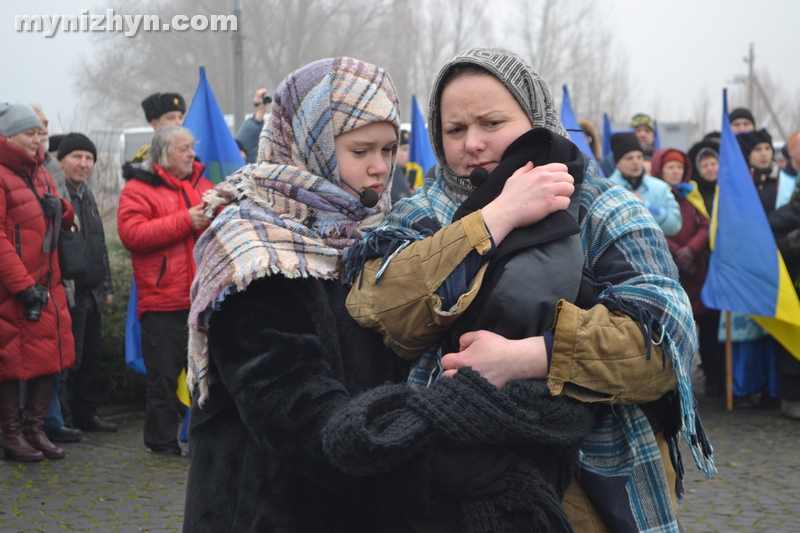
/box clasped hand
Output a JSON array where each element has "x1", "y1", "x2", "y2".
[
  {"x1": 481, "y1": 162, "x2": 574, "y2": 244},
  {"x1": 440, "y1": 330, "x2": 549, "y2": 389}
]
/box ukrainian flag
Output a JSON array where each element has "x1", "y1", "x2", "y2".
[
  {"x1": 407, "y1": 95, "x2": 436, "y2": 189},
  {"x1": 183, "y1": 66, "x2": 245, "y2": 184},
  {"x1": 701, "y1": 90, "x2": 800, "y2": 359}
]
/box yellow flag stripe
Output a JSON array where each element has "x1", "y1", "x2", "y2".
[
  {"x1": 177, "y1": 367, "x2": 191, "y2": 407},
  {"x1": 406, "y1": 162, "x2": 425, "y2": 189},
  {"x1": 708, "y1": 185, "x2": 719, "y2": 249},
  {"x1": 686, "y1": 181, "x2": 710, "y2": 220},
  {"x1": 751, "y1": 250, "x2": 800, "y2": 361}
]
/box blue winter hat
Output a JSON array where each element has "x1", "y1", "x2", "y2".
[{"x1": 0, "y1": 102, "x2": 42, "y2": 138}]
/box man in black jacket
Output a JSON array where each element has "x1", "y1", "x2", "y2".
[{"x1": 56, "y1": 133, "x2": 117, "y2": 433}]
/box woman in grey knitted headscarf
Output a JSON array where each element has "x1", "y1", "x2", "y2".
[
  {"x1": 427, "y1": 47, "x2": 569, "y2": 201},
  {"x1": 342, "y1": 46, "x2": 713, "y2": 533}
]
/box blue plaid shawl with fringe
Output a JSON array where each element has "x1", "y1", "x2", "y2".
[{"x1": 346, "y1": 159, "x2": 716, "y2": 533}]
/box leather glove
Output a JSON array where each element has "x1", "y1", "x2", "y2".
[
  {"x1": 431, "y1": 446, "x2": 513, "y2": 500},
  {"x1": 673, "y1": 246, "x2": 695, "y2": 272},
  {"x1": 17, "y1": 284, "x2": 48, "y2": 307}
]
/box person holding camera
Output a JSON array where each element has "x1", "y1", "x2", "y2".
[
  {"x1": 0, "y1": 102, "x2": 76, "y2": 462},
  {"x1": 235, "y1": 88, "x2": 271, "y2": 164}
]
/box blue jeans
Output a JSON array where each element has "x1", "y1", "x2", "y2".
[{"x1": 43, "y1": 373, "x2": 64, "y2": 432}]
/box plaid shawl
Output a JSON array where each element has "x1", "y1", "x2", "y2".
[
  {"x1": 188, "y1": 57, "x2": 399, "y2": 404},
  {"x1": 345, "y1": 47, "x2": 714, "y2": 532}
]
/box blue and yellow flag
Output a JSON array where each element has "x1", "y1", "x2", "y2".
[
  {"x1": 407, "y1": 95, "x2": 437, "y2": 189},
  {"x1": 124, "y1": 279, "x2": 191, "y2": 408},
  {"x1": 183, "y1": 66, "x2": 245, "y2": 184},
  {"x1": 701, "y1": 90, "x2": 800, "y2": 359},
  {"x1": 559, "y1": 85, "x2": 597, "y2": 162}
]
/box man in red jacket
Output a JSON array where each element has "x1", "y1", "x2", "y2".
[{"x1": 118, "y1": 125, "x2": 213, "y2": 456}]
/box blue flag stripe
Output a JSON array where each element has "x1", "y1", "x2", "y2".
[
  {"x1": 700, "y1": 90, "x2": 779, "y2": 316},
  {"x1": 409, "y1": 95, "x2": 436, "y2": 173}
]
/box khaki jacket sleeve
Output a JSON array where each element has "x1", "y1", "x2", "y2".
[
  {"x1": 547, "y1": 300, "x2": 677, "y2": 404},
  {"x1": 346, "y1": 211, "x2": 493, "y2": 359}
]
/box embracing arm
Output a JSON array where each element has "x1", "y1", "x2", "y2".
[
  {"x1": 546, "y1": 301, "x2": 675, "y2": 403},
  {"x1": 346, "y1": 210, "x2": 492, "y2": 358}
]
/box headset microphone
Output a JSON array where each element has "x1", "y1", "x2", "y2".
[
  {"x1": 340, "y1": 178, "x2": 380, "y2": 208},
  {"x1": 468, "y1": 167, "x2": 489, "y2": 187}
]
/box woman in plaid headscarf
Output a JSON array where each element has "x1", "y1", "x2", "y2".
[{"x1": 183, "y1": 58, "x2": 415, "y2": 531}]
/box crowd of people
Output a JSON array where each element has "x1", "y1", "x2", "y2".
[{"x1": 1, "y1": 44, "x2": 799, "y2": 532}]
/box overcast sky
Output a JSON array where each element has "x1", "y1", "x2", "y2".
[{"x1": 2, "y1": 0, "x2": 798, "y2": 135}]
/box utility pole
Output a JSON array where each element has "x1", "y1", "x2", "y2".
[
  {"x1": 232, "y1": 0, "x2": 245, "y2": 133},
  {"x1": 740, "y1": 43, "x2": 788, "y2": 141},
  {"x1": 747, "y1": 43, "x2": 754, "y2": 112}
]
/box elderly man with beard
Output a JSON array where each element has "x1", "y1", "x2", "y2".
[{"x1": 118, "y1": 126, "x2": 213, "y2": 456}]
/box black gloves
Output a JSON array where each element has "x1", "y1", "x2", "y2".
[
  {"x1": 17, "y1": 284, "x2": 48, "y2": 321},
  {"x1": 431, "y1": 446, "x2": 513, "y2": 500}
]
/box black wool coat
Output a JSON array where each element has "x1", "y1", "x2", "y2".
[{"x1": 183, "y1": 275, "x2": 426, "y2": 533}]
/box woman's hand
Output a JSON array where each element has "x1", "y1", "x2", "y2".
[
  {"x1": 481, "y1": 162, "x2": 574, "y2": 245},
  {"x1": 440, "y1": 330, "x2": 549, "y2": 389}
]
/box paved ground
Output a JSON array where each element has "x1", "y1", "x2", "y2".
[
  {"x1": 2, "y1": 389, "x2": 800, "y2": 532},
  {"x1": 678, "y1": 392, "x2": 800, "y2": 532},
  {"x1": 1, "y1": 411, "x2": 188, "y2": 532}
]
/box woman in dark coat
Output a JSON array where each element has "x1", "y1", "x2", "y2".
[{"x1": 183, "y1": 58, "x2": 417, "y2": 532}]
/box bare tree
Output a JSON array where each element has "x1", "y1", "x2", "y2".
[
  {"x1": 510, "y1": 0, "x2": 630, "y2": 131},
  {"x1": 690, "y1": 89, "x2": 714, "y2": 141},
  {"x1": 77, "y1": 0, "x2": 399, "y2": 125}
]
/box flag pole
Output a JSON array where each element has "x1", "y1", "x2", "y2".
[{"x1": 726, "y1": 311, "x2": 733, "y2": 411}]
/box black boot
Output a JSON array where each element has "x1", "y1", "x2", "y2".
[
  {"x1": 0, "y1": 380, "x2": 44, "y2": 462},
  {"x1": 24, "y1": 376, "x2": 65, "y2": 459}
]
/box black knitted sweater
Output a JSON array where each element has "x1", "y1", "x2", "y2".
[{"x1": 323, "y1": 367, "x2": 596, "y2": 532}]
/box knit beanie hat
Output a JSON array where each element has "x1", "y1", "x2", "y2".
[
  {"x1": 57, "y1": 132, "x2": 97, "y2": 161},
  {"x1": 737, "y1": 128, "x2": 772, "y2": 159},
  {"x1": 661, "y1": 150, "x2": 684, "y2": 167},
  {"x1": 729, "y1": 107, "x2": 756, "y2": 128},
  {"x1": 611, "y1": 132, "x2": 643, "y2": 163},
  {"x1": 0, "y1": 102, "x2": 42, "y2": 138},
  {"x1": 630, "y1": 113, "x2": 655, "y2": 132},
  {"x1": 399, "y1": 129, "x2": 410, "y2": 146},
  {"x1": 48, "y1": 133, "x2": 64, "y2": 154},
  {"x1": 428, "y1": 47, "x2": 567, "y2": 185},
  {"x1": 141, "y1": 93, "x2": 186, "y2": 122}
]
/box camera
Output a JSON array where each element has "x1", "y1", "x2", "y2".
[
  {"x1": 40, "y1": 192, "x2": 59, "y2": 220},
  {"x1": 18, "y1": 284, "x2": 48, "y2": 322},
  {"x1": 262, "y1": 93, "x2": 273, "y2": 105}
]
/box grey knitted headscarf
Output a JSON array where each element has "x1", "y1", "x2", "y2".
[{"x1": 428, "y1": 47, "x2": 568, "y2": 198}]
